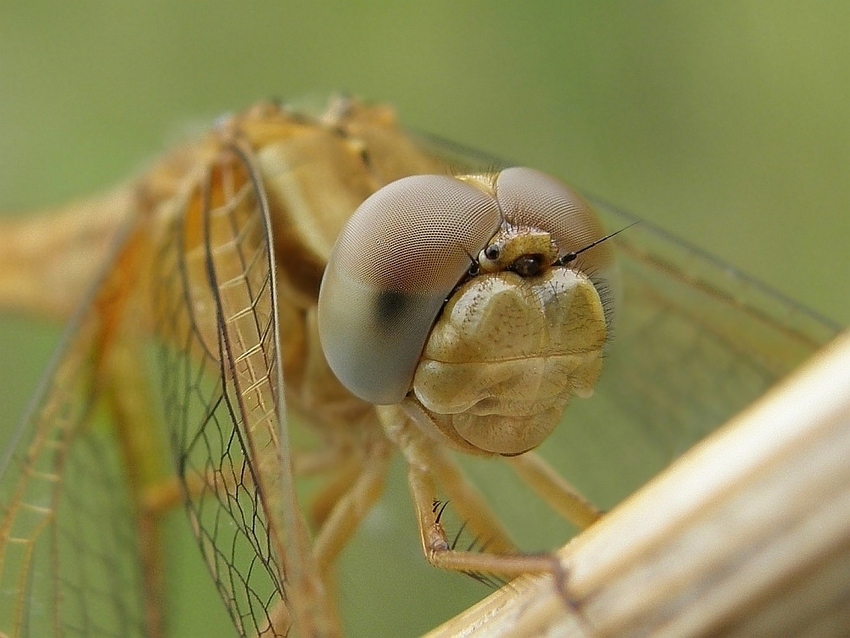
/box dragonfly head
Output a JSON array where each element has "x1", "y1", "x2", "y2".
[{"x1": 317, "y1": 167, "x2": 619, "y2": 454}]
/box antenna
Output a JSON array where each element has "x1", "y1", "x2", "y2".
[{"x1": 558, "y1": 221, "x2": 640, "y2": 265}]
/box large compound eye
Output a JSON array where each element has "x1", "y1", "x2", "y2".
[
  {"x1": 495, "y1": 167, "x2": 613, "y2": 275},
  {"x1": 495, "y1": 167, "x2": 620, "y2": 329},
  {"x1": 318, "y1": 175, "x2": 501, "y2": 404}
]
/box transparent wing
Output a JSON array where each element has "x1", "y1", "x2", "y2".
[
  {"x1": 549, "y1": 198, "x2": 840, "y2": 507},
  {"x1": 152, "y1": 143, "x2": 326, "y2": 637},
  {"x1": 0, "y1": 224, "x2": 149, "y2": 637}
]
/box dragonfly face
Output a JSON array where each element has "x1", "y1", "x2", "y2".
[
  {"x1": 0, "y1": 97, "x2": 839, "y2": 637},
  {"x1": 318, "y1": 167, "x2": 615, "y2": 454}
]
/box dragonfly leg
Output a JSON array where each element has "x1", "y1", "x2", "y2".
[
  {"x1": 381, "y1": 403, "x2": 519, "y2": 554},
  {"x1": 405, "y1": 460, "x2": 557, "y2": 576},
  {"x1": 311, "y1": 436, "x2": 393, "y2": 576},
  {"x1": 256, "y1": 597, "x2": 292, "y2": 638},
  {"x1": 377, "y1": 403, "x2": 591, "y2": 622},
  {"x1": 140, "y1": 477, "x2": 183, "y2": 514},
  {"x1": 503, "y1": 452, "x2": 603, "y2": 529},
  {"x1": 141, "y1": 468, "x2": 245, "y2": 517},
  {"x1": 293, "y1": 444, "x2": 350, "y2": 478},
  {"x1": 308, "y1": 447, "x2": 365, "y2": 528},
  {"x1": 100, "y1": 334, "x2": 170, "y2": 638}
]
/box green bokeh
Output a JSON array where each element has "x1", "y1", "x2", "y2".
[{"x1": 1, "y1": 3, "x2": 848, "y2": 636}]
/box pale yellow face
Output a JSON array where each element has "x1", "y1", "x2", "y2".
[
  {"x1": 318, "y1": 166, "x2": 617, "y2": 456},
  {"x1": 414, "y1": 266, "x2": 607, "y2": 455}
]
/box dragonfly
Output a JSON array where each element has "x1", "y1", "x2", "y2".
[{"x1": 0, "y1": 96, "x2": 840, "y2": 638}]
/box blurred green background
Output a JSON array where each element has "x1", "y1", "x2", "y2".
[{"x1": 1, "y1": 3, "x2": 848, "y2": 637}]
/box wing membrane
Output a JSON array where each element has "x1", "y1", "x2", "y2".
[
  {"x1": 537, "y1": 198, "x2": 840, "y2": 507},
  {"x1": 153, "y1": 143, "x2": 330, "y2": 637},
  {"x1": 0, "y1": 225, "x2": 148, "y2": 637}
]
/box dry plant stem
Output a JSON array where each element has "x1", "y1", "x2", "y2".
[
  {"x1": 426, "y1": 331, "x2": 850, "y2": 638},
  {"x1": 503, "y1": 452, "x2": 603, "y2": 530}
]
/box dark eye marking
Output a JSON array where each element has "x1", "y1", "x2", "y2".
[{"x1": 374, "y1": 290, "x2": 409, "y2": 325}]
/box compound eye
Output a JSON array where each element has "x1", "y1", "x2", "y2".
[
  {"x1": 495, "y1": 167, "x2": 613, "y2": 275},
  {"x1": 494, "y1": 167, "x2": 620, "y2": 328},
  {"x1": 318, "y1": 175, "x2": 500, "y2": 404}
]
